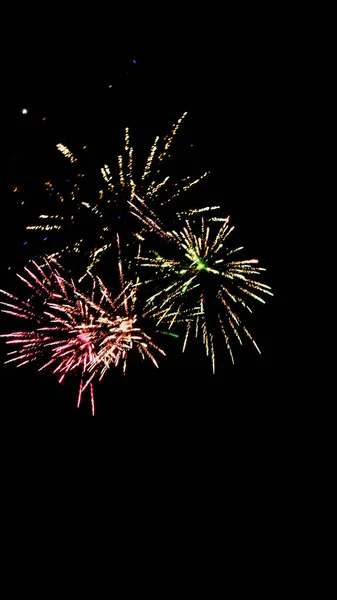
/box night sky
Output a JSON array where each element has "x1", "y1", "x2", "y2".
[{"x1": 1, "y1": 30, "x2": 292, "y2": 416}]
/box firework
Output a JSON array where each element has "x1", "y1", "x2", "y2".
[
  {"x1": 0, "y1": 247, "x2": 165, "y2": 414},
  {"x1": 131, "y1": 202, "x2": 273, "y2": 371},
  {"x1": 26, "y1": 114, "x2": 210, "y2": 279}
]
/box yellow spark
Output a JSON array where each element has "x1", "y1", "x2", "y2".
[
  {"x1": 143, "y1": 136, "x2": 160, "y2": 179},
  {"x1": 56, "y1": 143, "x2": 77, "y2": 163}
]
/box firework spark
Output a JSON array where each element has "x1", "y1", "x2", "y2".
[{"x1": 131, "y1": 201, "x2": 273, "y2": 371}]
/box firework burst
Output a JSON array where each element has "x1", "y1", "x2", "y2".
[
  {"x1": 131, "y1": 201, "x2": 273, "y2": 372},
  {"x1": 26, "y1": 113, "x2": 210, "y2": 279},
  {"x1": 0, "y1": 246, "x2": 165, "y2": 414}
]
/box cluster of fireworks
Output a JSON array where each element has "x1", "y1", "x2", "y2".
[{"x1": 1, "y1": 113, "x2": 273, "y2": 414}]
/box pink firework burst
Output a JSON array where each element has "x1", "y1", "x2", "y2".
[{"x1": 1, "y1": 248, "x2": 165, "y2": 415}]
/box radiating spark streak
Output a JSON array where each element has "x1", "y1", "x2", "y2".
[
  {"x1": 16, "y1": 274, "x2": 35, "y2": 289},
  {"x1": 90, "y1": 383, "x2": 95, "y2": 416},
  {"x1": 158, "y1": 112, "x2": 187, "y2": 162},
  {"x1": 182, "y1": 321, "x2": 191, "y2": 353},
  {"x1": 210, "y1": 334, "x2": 215, "y2": 374},
  {"x1": 56, "y1": 143, "x2": 77, "y2": 163},
  {"x1": 143, "y1": 136, "x2": 159, "y2": 179}
]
